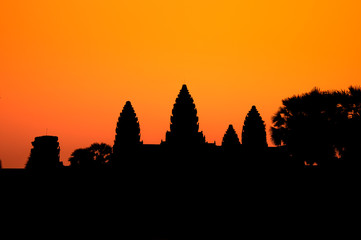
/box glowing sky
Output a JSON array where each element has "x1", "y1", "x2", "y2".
[{"x1": 1, "y1": 0, "x2": 361, "y2": 168}]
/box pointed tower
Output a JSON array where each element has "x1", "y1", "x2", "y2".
[
  {"x1": 242, "y1": 106, "x2": 268, "y2": 149},
  {"x1": 112, "y1": 101, "x2": 142, "y2": 163},
  {"x1": 165, "y1": 84, "x2": 205, "y2": 146},
  {"x1": 222, "y1": 124, "x2": 241, "y2": 148}
]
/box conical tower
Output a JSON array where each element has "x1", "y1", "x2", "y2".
[
  {"x1": 222, "y1": 124, "x2": 241, "y2": 147},
  {"x1": 113, "y1": 101, "x2": 142, "y2": 163},
  {"x1": 165, "y1": 84, "x2": 205, "y2": 146},
  {"x1": 242, "y1": 105, "x2": 268, "y2": 149}
]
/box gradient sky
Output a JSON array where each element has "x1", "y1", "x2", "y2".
[{"x1": 1, "y1": 0, "x2": 361, "y2": 168}]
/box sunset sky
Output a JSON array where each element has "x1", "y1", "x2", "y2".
[{"x1": 1, "y1": 1, "x2": 361, "y2": 168}]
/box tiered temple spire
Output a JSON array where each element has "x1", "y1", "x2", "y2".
[
  {"x1": 165, "y1": 84, "x2": 205, "y2": 146},
  {"x1": 242, "y1": 105, "x2": 268, "y2": 150},
  {"x1": 112, "y1": 101, "x2": 142, "y2": 164}
]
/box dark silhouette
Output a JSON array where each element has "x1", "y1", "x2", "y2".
[
  {"x1": 271, "y1": 88, "x2": 334, "y2": 166},
  {"x1": 242, "y1": 106, "x2": 268, "y2": 150},
  {"x1": 69, "y1": 147, "x2": 93, "y2": 168},
  {"x1": 112, "y1": 101, "x2": 142, "y2": 166},
  {"x1": 271, "y1": 86, "x2": 361, "y2": 167},
  {"x1": 25, "y1": 135, "x2": 62, "y2": 170},
  {"x1": 3, "y1": 85, "x2": 361, "y2": 240},
  {"x1": 165, "y1": 84, "x2": 205, "y2": 146},
  {"x1": 89, "y1": 142, "x2": 112, "y2": 165},
  {"x1": 69, "y1": 143, "x2": 112, "y2": 169},
  {"x1": 17, "y1": 85, "x2": 361, "y2": 174},
  {"x1": 335, "y1": 86, "x2": 361, "y2": 165},
  {"x1": 222, "y1": 124, "x2": 241, "y2": 148}
]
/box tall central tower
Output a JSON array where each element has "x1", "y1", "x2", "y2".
[
  {"x1": 165, "y1": 84, "x2": 205, "y2": 146},
  {"x1": 112, "y1": 101, "x2": 142, "y2": 164}
]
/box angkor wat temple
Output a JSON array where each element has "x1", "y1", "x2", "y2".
[
  {"x1": 20, "y1": 84, "x2": 298, "y2": 174},
  {"x1": 1, "y1": 85, "x2": 354, "y2": 240}
]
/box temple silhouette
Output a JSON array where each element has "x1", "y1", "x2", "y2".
[
  {"x1": 16, "y1": 84, "x2": 296, "y2": 174},
  {"x1": 2, "y1": 84, "x2": 359, "y2": 240},
  {"x1": 2, "y1": 82, "x2": 359, "y2": 177}
]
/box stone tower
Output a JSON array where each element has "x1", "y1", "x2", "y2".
[
  {"x1": 26, "y1": 135, "x2": 61, "y2": 170},
  {"x1": 165, "y1": 84, "x2": 205, "y2": 146}
]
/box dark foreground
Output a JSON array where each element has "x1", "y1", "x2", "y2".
[{"x1": 1, "y1": 160, "x2": 360, "y2": 239}]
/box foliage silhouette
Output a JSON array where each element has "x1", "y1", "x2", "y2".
[
  {"x1": 335, "y1": 86, "x2": 361, "y2": 164},
  {"x1": 222, "y1": 124, "x2": 241, "y2": 148},
  {"x1": 69, "y1": 148, "x2": 93, "y2": 168},
  {"x1": 242, "y1": 106, "x2": 268, "y2": 150},
  {"x1": 26, "y1": 135, "x2": 62, "y2": 170},
  {"x1": 271, "y1": 86, "x2": 361, "y2": 166},
  {"x1": 112, "y1": 101, "x2": 142, "y2": 165},
  {"x1": 165, "y1": 84, "x2": 205, "y2": 146},
  {"x1": 89, "y1": 143, "x2": 112, "y2": 165},
  {"x1": 69, "y1": 143, "x2": 112, "y2": 169}
]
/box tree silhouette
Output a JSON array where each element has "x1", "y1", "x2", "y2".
[
  {"x1": 242, "y1": 106, "x2": 268, "y2": 150},
  {"x1": 335, "y1": 86, "x2": 361, "y2": 164},
  {"x1": 89, "y1": 143, "x2": 112, "y2": 166},
  {"x1": 69, "y1": 148, "x2": 93, "y2": 168},
  {"x1": 222, "y1": 124, "x2": 241, "y2": 148},
  {"x1": 26, "y1": 135, "x2": 62, "y2": 170},
  {"x1": 69, "y1": 143, "x2": 112, "y2": 168},
  {"x1": 112, "y1": 101, "x2": 142, "y2": 164},
  {"x1": 270, "y1": 87, "x2": 361, "y2": 166},
  {"x1": 165, "y1": 84, "x2": 205, "y2": 146}
]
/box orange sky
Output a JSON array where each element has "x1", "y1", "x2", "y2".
[{"x1": 1, "y1": 0, "x2": 361, "y2": 168}]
